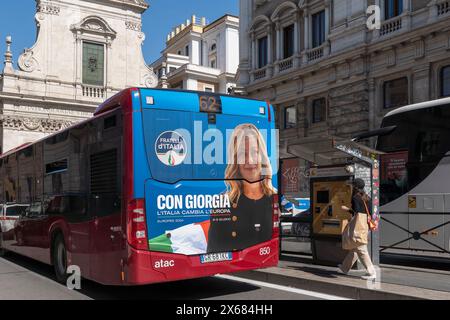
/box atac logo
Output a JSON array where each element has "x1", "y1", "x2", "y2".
[{"x1": 155, "y1": 131, "x2": 187, "y2": 167}]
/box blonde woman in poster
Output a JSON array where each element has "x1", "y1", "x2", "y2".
[{"x1": 207, "y1": 124, "x2": 277, "y2": 253}]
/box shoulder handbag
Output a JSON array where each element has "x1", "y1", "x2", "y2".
[
  {"x1": 363, "y1": 200, "x2": 379, "y2": 231},
  {"x1": 342, "y1": 212, "x2": 369, "y2": 250}
]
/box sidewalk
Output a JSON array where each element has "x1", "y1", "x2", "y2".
[{"x1": 233, "y1": 254, "x2": 450, "y2": 300}]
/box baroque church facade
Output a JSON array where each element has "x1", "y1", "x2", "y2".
[{"x1": 0, "y1": 0, "x2": 157, "y2": 153}]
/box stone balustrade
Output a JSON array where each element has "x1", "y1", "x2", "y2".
[
  {"x1": 277, "y1": 57, "x2": 294, "y2": 73},
  {"x1": 380, "y1": 16, "x2": 403, "y2": 36},
  {"x1": 307, "y1": 46, "x2": 324, "y2": 62},
  {"x1": 437, "y1": 1, "x2": 450, "y2": 16},
  {"x1": 253, "y1": 68, "x2": 267, "y2": 81},
  {"x1": 82, "y1": 85, "x2": 105, "y2": 99}
]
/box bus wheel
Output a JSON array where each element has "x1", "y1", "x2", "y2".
[{"x1": 52, "y1": 233, "x2": 68, "y2": 284}]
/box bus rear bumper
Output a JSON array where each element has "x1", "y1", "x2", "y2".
[{"x1": 125, "y1": 238, "x2": 279, "y2": 285}]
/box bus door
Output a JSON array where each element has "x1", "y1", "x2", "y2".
[{"x1": 408, "y1": 194, "x2": 446, "y2": 252}]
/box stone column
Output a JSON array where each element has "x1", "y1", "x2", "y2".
[
  {"x1": 251, "y1": 32, "x2": 257, "y2": 70},
  {"x1": 237, "y1": 0, "x2": 252, "y2": 86},
  {"x1": 75, "y1": 32, "x2": 82, "y2": 83},
  {"x1": 296, "y1": 97, "x2": 306, "y2": 138},
  {"x1": 402, "y1": 0, "x2": 412, "y2": 31},
  {"x1": 267, "y1": 26, "x2": 273, "y2": 64},
  {"x1": 304, "y1": 10, "x2": 310, "y2": 50},
  {"x1": 303, "y1": 10, "x2": 310, "y2": 64},
  {"x1": 294, "y1": 12, "x2": 301, "y2": 68},
  {"x1": 403, "y1": 0, "x2": 411, "y2": 12},
  {"x1": 368, "y1": 78, "x2": 376, "y2": 131},
  {"x1": 413, "y1": 64, "x2": 431, "y2": 102},
  {"x1": 106, "y1": 37, "x2": 112, "y2": 88},
  {"x1": 376, "y1": 0, "x2": 383, "y2": 21},
  {"x1": 294, "y1": 14, "x2": 300, "y2": 54},
  {"x1": 75, "y1": 32, "x2": 83, "y2": 100},
  {"x1": 275, "y1": 21, "x2": 282, "y2": 62},
  {"x1": 267, "y1": 25, "x2": 274, "y2": 77}
]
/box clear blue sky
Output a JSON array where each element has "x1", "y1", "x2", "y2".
[{"x1": 0, "y1": 0, "x2": 238, "y2": 66}]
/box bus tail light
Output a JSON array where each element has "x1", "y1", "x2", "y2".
[
  {"x1": 272, "y1": 194, "x2": 280, "y2": 238},
  {"x1": 127, "y1": 199, "x2": 149, "y2": 251},
  {"x1": 266, "y1": 101, "x2": 272, "y2": 122}
]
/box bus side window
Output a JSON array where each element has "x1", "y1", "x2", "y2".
[
  {"x1": 89, "y1": 194, "x2": 121, "y2": 218},
  {"x1": 44, "y1": 195, "x2": 87, "y2": 217}
]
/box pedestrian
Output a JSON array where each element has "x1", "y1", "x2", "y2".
[{"x1": 338, "y1": 178, "x2": 376, "y2": 280}]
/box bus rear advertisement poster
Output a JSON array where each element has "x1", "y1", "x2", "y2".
[{"x1": 148, "y1": 123, "x2": 277, "y2": 257}]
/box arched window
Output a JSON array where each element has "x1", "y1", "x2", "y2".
[
  {"x1": 250, "y1": 15, "x2": 271, "y2": 70},
  {"x1": 71, "y1": 16, "x2": 117, "y2": 87}
]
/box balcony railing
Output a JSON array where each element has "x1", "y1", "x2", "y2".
[
  {"x1": 253, "y1": 68, "x2": 267, "y2": 81},
  {"x1": 380, "y1": 16, "x2": 402, "y2": 36},
  {"x1": 307, "y1": 46, "x2": 324, "y2": 62},
  {"x1": 278, "y1": 57, "x2": 294, "y2": 72},
  {"x1": 82, "y1": 85, "x2": 105, "y2": 99},
  {"x1": 437, "y1": 1, "x2": 450, "y2": 15}
]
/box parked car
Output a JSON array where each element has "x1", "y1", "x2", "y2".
[{"x1": 0, "y1": 203, "x2": 29, "y2": 233}]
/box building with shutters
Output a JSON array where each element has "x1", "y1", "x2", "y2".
[{"x1": 237, "y1": 0, "x2": 450, "y2": 198}]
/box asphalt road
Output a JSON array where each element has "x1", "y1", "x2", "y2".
[{"x1": 0, "y1": 252, "x2": 346, "y2": 301}]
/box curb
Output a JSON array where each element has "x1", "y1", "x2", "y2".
[{"x1": 232, "y1": 268, "x2": 443, "y2": 300}]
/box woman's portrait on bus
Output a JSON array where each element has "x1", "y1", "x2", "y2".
[{"x1": 207, "y1": 123, "x2": 277, "y2": 253}]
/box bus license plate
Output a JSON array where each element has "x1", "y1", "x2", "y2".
[{"x1": 200, "y1": 252, "x2": 232, "y2": 264}]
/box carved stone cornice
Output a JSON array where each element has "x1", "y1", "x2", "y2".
[
  {"x1": 37, "y1": 3, "x2": 60, "y2": 15},
  {"x1": 125, "y1": 21, "x2": 142, "y2": 32},
  {"x1": 71, "y1": 16, "x2": 117, "y2": 40},
  {"x1": 0, "y1": 115, "x2": 76, "y2": 133},
  {"x1": 109, "y1": 0, "x2": 149, "y2": 13}
]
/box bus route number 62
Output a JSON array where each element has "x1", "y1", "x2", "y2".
[{"x1": 199, "y1": 94, "x2": 222, "y2": 114}]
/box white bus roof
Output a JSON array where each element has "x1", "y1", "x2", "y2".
[{"x1": 385, "y1": 97, "x2": 450, "y2": 118}]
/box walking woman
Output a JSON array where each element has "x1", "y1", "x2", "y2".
[{"x1": 339, "y1": 179, "x2": 376, "y2": 280}]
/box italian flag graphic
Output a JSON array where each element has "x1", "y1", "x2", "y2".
[
  {"x1": 168, "y1": 151, "x2": 175, "y2": 166},
  {"x1": 150, "y1": 221, "x2": 210, "y2": 255}
]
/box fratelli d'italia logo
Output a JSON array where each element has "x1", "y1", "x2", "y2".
[{"x1": 155, "y1": 131, "x2": 187, "y2": 167}]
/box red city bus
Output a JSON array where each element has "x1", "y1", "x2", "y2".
[{"x1": 0, "y1": 88, "x2": 280, "y2": 285}]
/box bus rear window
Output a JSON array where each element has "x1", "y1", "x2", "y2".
[{"x1": 46, "y1": 159, "x2": 68, "y2": 175}]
